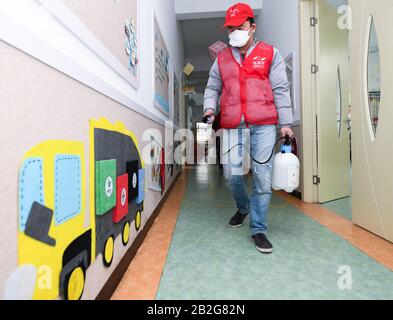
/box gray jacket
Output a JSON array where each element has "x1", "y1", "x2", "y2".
[{"x1": 203, "y1": 39, "x2": 293, "y2": 128}]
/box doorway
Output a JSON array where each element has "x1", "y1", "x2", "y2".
[
  {"x1": 301, "y1": 0, "x2": 393, "y2": 243},
  {"x1": 300, "y1": 0, "x2": 352, "y2": 212}
]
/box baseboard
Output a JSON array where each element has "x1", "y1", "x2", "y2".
[{"x1": 96, "y1": 170, "x2": 183, "y2": 300}]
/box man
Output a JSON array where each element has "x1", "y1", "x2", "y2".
[{"x1": 203, "y1": 3, "x2": 294, "y2": 254}]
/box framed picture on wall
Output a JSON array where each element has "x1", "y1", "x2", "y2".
[
  {"x1": 173, "y1": 135, "x2": 182, "y2": 172},
  {"x1": 154, "y1": 14, "x2": 170, "y2": 117},
  {"x1": 166, "y1": 142, "x2": 174, "y2": 177},
  {"x1": 284, "y1": 52, "x2": 296, "y2": 118},
  {"x1": 173, "y1": 71, "x2": 181, "y2": 125},
  {"x1": 148, "y1": 135, "x2": 162, "y2": 192}
]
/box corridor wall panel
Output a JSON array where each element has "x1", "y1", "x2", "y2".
[
  {"x1": 63, "y1": 0, "x2": 139, "y2": 81},
  {"x1": 0, "y1": 0, "x2": 185, "y2": 300}
]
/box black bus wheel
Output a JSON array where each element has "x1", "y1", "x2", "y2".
[
  {"x1": 122, "y1": 222, "x2": 131, "y2": 246},
  {"x1": 64, "y1": 265, "x2": 85, "y2": 300},
  {"x1": 103, "y1": 236, "x2": 114, "y2": 267}
]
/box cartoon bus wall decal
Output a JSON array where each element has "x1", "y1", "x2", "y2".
[
  {"x1": 14, "y1": 118, "x2": 145, "y2": 300},
  {"x1": 91, "y1": 118, "x2": 145, "y2": 268}
]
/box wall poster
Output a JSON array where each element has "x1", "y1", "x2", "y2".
[
  {"x1": 154, "y1": 15, "x2": 170, "y2": 117},
  {"x1": 284, "y1": 52, "x2": 296, "y2": 117},
  {"x1": 148, "y1": 135, "x2": 162, "y2": 192},
  {"x1": 173, "y1": 71, "x2": 181, "y2": 125}
]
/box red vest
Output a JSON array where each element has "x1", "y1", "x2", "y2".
[{"x1": 217, "y1": 42, "x2": 278, "y2": 129}]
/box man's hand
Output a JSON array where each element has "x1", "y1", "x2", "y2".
[
  {"x1": 203, "y1": 109, "x2": 215, "y2": 124},
  {"x1": 280, "y1": 127, "x2": 294, "y2": 138}
]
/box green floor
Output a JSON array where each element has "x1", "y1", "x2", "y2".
[
  {"x1": 156, "y1": 166, "x2": 393, "y2": 300},
  {"x1": 322, "y1": 197, "x2": 352, "y2": 221}
]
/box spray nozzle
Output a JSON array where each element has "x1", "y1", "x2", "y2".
[
  {"x1": 281, "y1": 134, "x2": 292, "y2": 154},
  {"x1": 284, "y1": 134, "x2": 291, "y2": 146}
]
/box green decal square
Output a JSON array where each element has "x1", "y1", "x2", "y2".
[{"x1": 95, "y1": 159, "x2": 117, "y2": 216}]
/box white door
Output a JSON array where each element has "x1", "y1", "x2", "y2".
[
  {"x1": 350, "y1": 0, "x2": 393, "y2": 242},
  {"x1": 314, "y1": 0, "x2": 352, "y2": 203}
]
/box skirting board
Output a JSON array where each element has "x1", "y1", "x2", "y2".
[{"x1": 96, "y1": 169, "x2": 183, "y2": 300}]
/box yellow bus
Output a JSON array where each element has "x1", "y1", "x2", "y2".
[{"x1": 16, "y1": 118, "x2": 145, "y2": 300}]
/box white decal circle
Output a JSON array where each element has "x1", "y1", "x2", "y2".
[
  {"x1": 105, "y1": 176, "x2": 113, "y2": 197},
  {"x1": 121, "y1": 188, "x2": 127, "y2": 206}
]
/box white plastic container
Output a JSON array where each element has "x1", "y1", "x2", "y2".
[{"x1": 272, "y1": 144, "x2": 300, "y2": 193}]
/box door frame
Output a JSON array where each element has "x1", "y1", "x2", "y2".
[{"x1": 299, "y1": 0, "x2": 319, "y2": 203}]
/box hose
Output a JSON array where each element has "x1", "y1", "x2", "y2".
[
  {"x1": 202, "y1": 115, "x2": 293, "y2": 165},
  {"x1": 222, "y1": 136, "x2": 290, "y2": 165}
]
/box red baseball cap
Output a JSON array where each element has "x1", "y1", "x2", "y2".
[{"x1": 223, "y1": 3, "x2": 255, "y2": 28}]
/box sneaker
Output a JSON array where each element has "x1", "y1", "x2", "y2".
[
  {"x1": 252, "y1": 234, "x2": 273, "y2": 254},
  {"x1": 229, "y1": 211, "x2": 248, "y2": 228}
]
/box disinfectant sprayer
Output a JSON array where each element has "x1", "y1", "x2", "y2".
[
  {"x1": 202, "y1": 115, "x2": 300, "y2": 194},
  {"x1": 271, "y1": 135, "x2": 300, "y2": 193}
]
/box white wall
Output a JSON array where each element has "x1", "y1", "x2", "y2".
[
  {"x1": 0, "y1": 0, "x2": 185, "y2": 128},
  {"x1": 257, "y1": 0, "x2": 301, "y2": 123}
]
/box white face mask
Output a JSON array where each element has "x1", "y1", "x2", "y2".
[{"x1": 229, "y1": 29, "x2": 251, "y2": 48}]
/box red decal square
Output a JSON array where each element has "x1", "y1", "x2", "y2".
[{"x1": 113, "y1": 174, "x2": 129, "y2": 223}]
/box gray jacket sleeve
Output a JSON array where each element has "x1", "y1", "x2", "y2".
[
  {"x1": 203, "y1": 58, "x2": 222, "y2": 115},
  {"x1": 270, "y1": 48, "x2": 294, "y2": 128}
]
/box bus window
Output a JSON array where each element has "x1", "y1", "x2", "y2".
[
  {"x1": 54, "y1": 155, "x2": 82, "y2": 225},
  {"x1": 137, "y1": 168, "x2": 145, "y2": 204},
  {"x1": 19, "y1": 158, "x2": 44, "y2": 231}
]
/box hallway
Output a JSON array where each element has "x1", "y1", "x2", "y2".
[
  {"x1": 113, "y1": 166, "x2": 393, "y2": 300},
  {"x1": 2, "y1": 0, "x2": 393, "y2": 302}
]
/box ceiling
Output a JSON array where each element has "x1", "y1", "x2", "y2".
[
  {"x1": 181, "y1": 17, "x2": 229, "y2": 60},
  {"x1": 180, "y1": 1, "x2": 351, "y2": 78},
  {"x1": 181, "y1": 0, "x2": 349, "y2": 52},
  {"x1": 181, "y1": 18, "x2": 227, "y2": 48}
]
